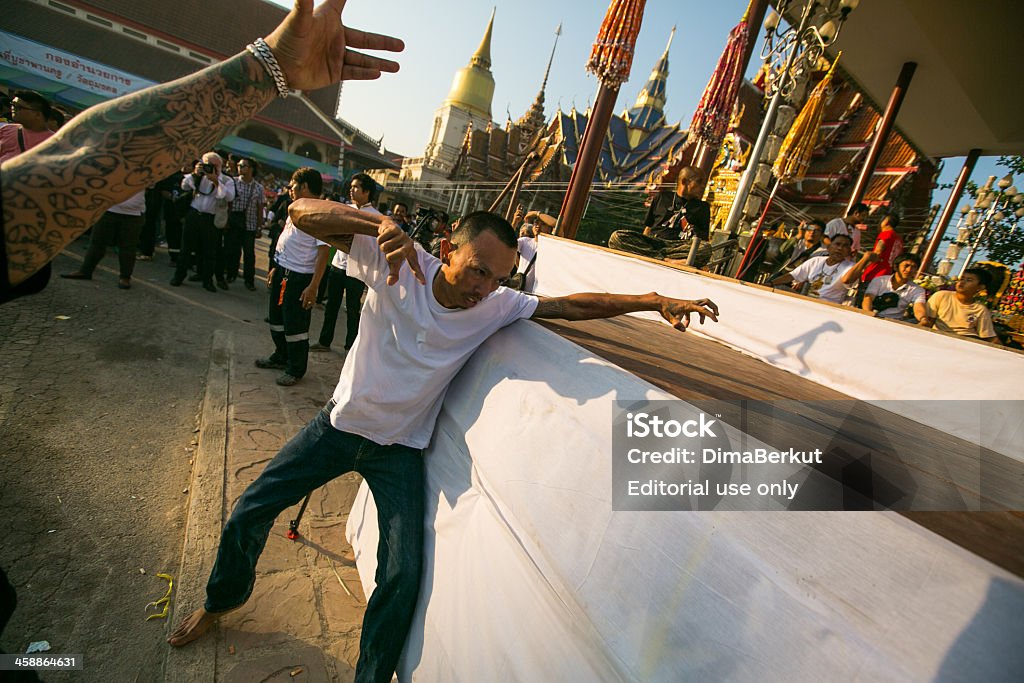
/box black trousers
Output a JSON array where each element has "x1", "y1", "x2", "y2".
[
  {"x1": 165, "y1": 202, "x2": 184, "y2": 263},
  {"x1": 268, "y1": 266, "x2": 314, "y2": 378},
  {"x1": 174, "y1": 210, "x2": 219, "y2": 285},
  {"x1": 223, "y1": 213, "x2": 256, "y2": 283},
  {"x1": 80, "y1": 211, "x2": 145, "y2": 278},
  {"x1": 318, "y1": 265, "x2": 365, "y2": 349},
  {"x1": 138, "y1": 188, "x2": 163, "y2": 257}
]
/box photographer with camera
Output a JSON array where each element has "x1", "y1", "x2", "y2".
[
  {"x1": 861, "y1": 252, "x2": 927, "y2": 322},
  {"x1": 170, "y1": 153, "x2": 236, "y2": 292},
  {"x1": 410, "y1": 207, "x2": 450, "y2": 257}
]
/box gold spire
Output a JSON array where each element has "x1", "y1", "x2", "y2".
[
  {"x1": 444, "y1": 8, "x2": 497, "y2": 119},
  {"x1": 470, "y1": 7, "x2": 495, "y2": 69},
  {"x1": 631, "y1": 26, "x2": 674, "y2": 112}
]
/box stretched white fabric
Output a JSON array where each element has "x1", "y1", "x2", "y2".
[{"x1": 348, "y1": 321, "x2": 1024, "y2": 682}]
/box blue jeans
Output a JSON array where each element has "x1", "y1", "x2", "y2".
[{"x1": 205, "y1": 402, "x2": 424, "y2": 683}]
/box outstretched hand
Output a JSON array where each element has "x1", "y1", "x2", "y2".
[
  {"x1": 659, "y1": 297, "x2": 719, "y2": 332},
  {"x1": 265, "y1": 0, "x2": 405, "y2": 91},
  {"x1": 378, "y1": 220, "x2": 425, "y2": 286}
]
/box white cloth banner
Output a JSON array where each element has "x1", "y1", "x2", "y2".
[
  {"x1": 0, "y1": 30, "x2": 154, "y2": 98},
  {"x1": 530, "y1": 236, "x2": 1024, "y2": 458},
  {"x1": 348, "y1": 321, "x2": 1024, "y2": 682}
]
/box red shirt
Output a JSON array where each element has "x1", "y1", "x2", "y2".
[
  {"x1": 861, "y1": 228, "x2": 904, "y2": 282},
  {"x1": 0, "y1": 124, "x2": 54, "y2": 163}
]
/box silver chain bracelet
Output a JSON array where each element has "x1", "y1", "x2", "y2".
[{"x1": 246, "y1": 37, "x2": 290, "y2": 99}]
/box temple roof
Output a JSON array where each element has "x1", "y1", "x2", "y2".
[
  {"x1": 623, "y1": 27, "x2": 674, "y2": 136},
  {"x1": 537, "y1": 107, "x2": 686, "y2": 185},
  {"x1": 516, "y1": 23, "x2": 561, "y2": 140}
]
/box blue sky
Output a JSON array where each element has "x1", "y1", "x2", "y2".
[
  {"x1": 267, "y1": 0, "x2": 763, "y2": 156},
  {"x1": 268, "y1": 0, "x2": 1012, "y2": 262}
]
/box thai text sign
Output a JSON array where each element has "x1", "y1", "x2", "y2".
[{"x1": 0, "y1": 30, "x2": 155, "y2": 98}]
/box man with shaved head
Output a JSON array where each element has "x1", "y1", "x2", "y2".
[{"x1": 169, "y1": 203, "x2": 720, "y2": 681}]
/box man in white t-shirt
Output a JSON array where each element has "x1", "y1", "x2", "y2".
[
  {"x1": 168, "y1": 207, "x2": 720, "y2": 681},
  {"x1": 254, "y1": 168, "x2": 330, "y2": 386},
  {"x1": 514, "y1": 210, "x2": 555, "y2": 291},
  {"x1": 862, "y1": 253, "x2": 927, "y2": 321},
  {"x1": 311, "y1": 172, "x2": 379, "y2": 352},
  {"x1": 824, "y1": 202, "x2": 868, "y2": 253},
  {"x1": 769, "y1": 233, "x2": 871, "y2": 304}
]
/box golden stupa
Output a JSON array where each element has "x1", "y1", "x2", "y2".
[{"x1": 443, "y1": 8, "x2": 496, "y2": 120}]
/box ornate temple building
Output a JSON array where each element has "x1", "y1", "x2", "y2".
[
  {"x1": 398, "y1": 11, "x2": 499, "y2": 183},
  {"x1": 445, "y1": 23, "x2": 560, "y2": 184},
  {"x1": 691, "y1": 71, "x2": 936, "y2": 242},
  {"x1": 518, "y1": 28, "x2": 687, "y2": 189}
]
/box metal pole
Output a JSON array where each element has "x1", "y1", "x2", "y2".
[
  {"x1": 959, "y1": 197, "x2": 1001, "y2": 277},
  {"x1": 918, "y1": 149, "x2": 980, "y2": 277},
  {"x1": 957, "y1": 222, "x2": 989, "y2": 278},
  {"x1": 736, "y1": 179, "x2": 781, "y2": 278},
  {"x1": 722, "y1": 0, "x2": 817, "y2": 237},
  {"x1": 845, "y1": 62, "x2": 917, "y2": 213}
]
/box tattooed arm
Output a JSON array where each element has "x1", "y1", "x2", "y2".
[
  {"x1": 1, "y1": 0, "x2": 403, "y2": 286},
  {"x1": 532, "y1": 292, "x2": 719, "y2": 332}
]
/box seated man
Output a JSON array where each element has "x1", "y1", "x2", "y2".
[
  {"x1": 608, "y1": 166, "x2": 712, "y2": 266},
  {"x1": 862, "y1": 253, "x2": 926, "y2": 322},
  {"x1": 511, "y1": 210, "x2": 555, "y2": 291},
  {"x1": 769, "y1": 219, "x2": 827, "y2": 279},
  {"x1": 922, "y1": 267, "x2": 999, "y2": 342},
  {"x1": 769, "y1": 233, "x2": 871, "y2": 305}
]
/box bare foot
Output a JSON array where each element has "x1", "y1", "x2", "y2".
[{"x1": 167, "y1": 607, "x2": 222, "y2": 647}]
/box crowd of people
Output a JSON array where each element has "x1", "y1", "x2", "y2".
[
  {"x1": 598, "y1": 167, "x2": 1002, "y2": 344},
  {"x1": 0, "y1": 1, "x2": 1010, "y2": 681}
]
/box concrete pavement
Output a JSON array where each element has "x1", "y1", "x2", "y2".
[
  {"x1": 1, "y1": 236, "x2": 367, "y2": 682},
  {"x1": 165, "y1": 290, "x2": 367, "y2": 682}
]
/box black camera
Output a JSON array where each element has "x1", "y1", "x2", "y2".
[
  {"x1": 200, "y1": 162, "x2": 216, "y2": 174},
  {"x1": 871, "y1": 291, "x2": 900, "y2": 312}
]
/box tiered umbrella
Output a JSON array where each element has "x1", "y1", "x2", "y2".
[
  {"x1": 772, "y1": 54, "x2": 840, "y2": 183},
  {"x1": 557, "y1": 0, "x2": 646, "y2": 239},
  {"x1": 736, "y1": 54, "x2": 841, "y2": 279},
  {"x1": 688, "y1": 9, "x2": 752, "y2": 152},
  {"x1": 585, "y1": 0, "x2": 646, "y2": 88}
]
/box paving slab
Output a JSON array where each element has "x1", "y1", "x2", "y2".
[{"x1": 166, "y1": 334, "x2": 364, "y2": 681}]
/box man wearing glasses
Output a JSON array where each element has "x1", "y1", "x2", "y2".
[{"x1": 0, "y1": 91, "x2": 54, "y2": 163}]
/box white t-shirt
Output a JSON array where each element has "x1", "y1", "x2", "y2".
[
  {"x1": 332, "y1": 202, "x2": 380, "y2": 271},
  {"x1": 789, "y1": 255, "x2": 856, "y2": 304},
  {"x1": 274, "y1": 217, "x2": 328, "y2": 273},
  {"x1": 866, "y1": 275, "x2": 926, "y2": 319},
  {"x1": 108, "y1": 190, "x2": 146, "y2": 216},
  {"x1": 329, "y1": 234, "x2": 539, "y2": 448},
  {"x1": 825, "y1": 217, "x2": 861, "y2": 252},
  {"x1": 517, "y1": 236, "x2": 539, "y2": 291}
]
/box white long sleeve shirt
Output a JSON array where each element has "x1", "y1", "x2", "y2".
[{"x1": 182, "y1": 172, "x2": 235, "y2": 215}]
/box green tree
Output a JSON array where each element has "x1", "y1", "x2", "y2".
[{"x1": 961, "y1": 156, "x2": 1024, "y2": 266}]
